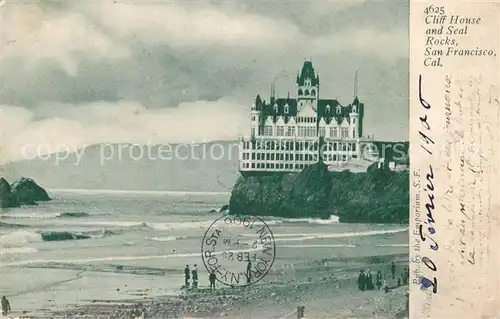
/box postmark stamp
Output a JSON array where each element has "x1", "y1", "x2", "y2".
[{"x1": 201, "y1": 214, "x2": 276, "y2": 287}]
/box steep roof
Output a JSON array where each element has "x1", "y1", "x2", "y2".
[{"x1": 296, "y1": 61, "x2": 319, "y2": 86}]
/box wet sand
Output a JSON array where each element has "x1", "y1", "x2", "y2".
[{"x1": 39, "y1": 253, "x2": 410, "y2": 319}]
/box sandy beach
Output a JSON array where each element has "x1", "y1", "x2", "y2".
[{"x1": 41, "y1": 253, "x2": 409, "y2": 319}]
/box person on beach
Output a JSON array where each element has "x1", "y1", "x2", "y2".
[
  {"x1": 184, "y1": 265, "x2": 190, "y2": 288},
  {"x1": 375, "y1": 271, "x2": 383, "y2": 290},
  {"x1": 383, "y1": 280, "x2": 389, "y2": 293},
  {"x1": 130, "y1": 305, "x2": 141, "y2": 319},
  {"x1": 390, "y1": 261, "x2": 396, "y2": 279},
  {"x1": 357, "y1": 270, "x2": 366, "y2": 291},
  {"x1": 1, "y1": 296, "x2": 11, "y2": 316},
  {"x1": 209, "y1": 271, "x2": 216, "y2": 290},
  {"x1": 192, "y1": 264, "x2": 198, "y2": 289},
  {"x1": 366, "y1": 270, "x2": 374, "y2": 290},
  {"x1": 140, "y1": 304, "x2": 148, "y2": 319},
  {"x1": 403, "y1": 267, "x2": 409, "y2": 285},
  {"x1": 246, "y1": 261, "x2": 252, "y2": 284}
]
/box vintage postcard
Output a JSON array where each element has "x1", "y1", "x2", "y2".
[
  {"x1": 4, "y1": 0, "x2": 495, "y2": 318},
  {"x1": 410, "y1": 0, "x2": 499, "y2": 318}
]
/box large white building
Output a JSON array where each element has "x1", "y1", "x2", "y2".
[{"x1": 238, "y1": 61, "x2": 379, "y2": 174}]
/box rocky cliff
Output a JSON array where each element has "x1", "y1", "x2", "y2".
[
  {"x1": 0, "y1": 177, "x2": 51, "y2": 208},
  {"x1": 229, "y1": 163, "x2": 409, "y2": 224}
]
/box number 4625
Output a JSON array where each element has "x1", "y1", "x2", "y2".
[{"x1": 424, "y1": 5, "x2": 445, "y2": 15}]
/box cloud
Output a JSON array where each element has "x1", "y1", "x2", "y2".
[
  {"x1": 85, "y1": 2, "x2": 301, "y2": 47},
  {"x1": 314, "y1": 28, "x2": 408, "y2": 60},
  {"x1": 1, "y1": 4, "x2": 129, "y2": 75},
  {"x1": 0, "y1": 99, "x2": 249, "y2": 164}
]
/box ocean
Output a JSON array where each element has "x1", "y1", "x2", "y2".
[{"x1": 0, "y1": 190, "x2": 408, "y2": 315}]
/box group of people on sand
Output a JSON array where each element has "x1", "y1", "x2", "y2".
[
  {"x1": 184, "y1": 264, "x2": 199, "y2": 289},
  {"x1": 130, "y1": 303, "x2": 147, "y2": 319},
  {"x1": 184, "y1": 264, "x2": 219, "y2": 290},
  {"x1": 357, "y1": 269, "x2": 385, "y2": 291},
  {"x1": 358, "y1": 261, "x2": 409, "y2": 293}
]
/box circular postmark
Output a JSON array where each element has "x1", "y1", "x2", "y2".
[{"x1": 201, "y1": 214, "x2": 276, "y2": 287}]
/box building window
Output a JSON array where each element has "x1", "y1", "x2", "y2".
[
  {"x1": 264, "y1": 125, "x2": 273, "y2": 136},
  {"x1": 311, "y1": 89, "x2": 316, "y2": 96},
  {"x1": 330, "y1": 127, "x2": 338, "y2": 138},
  {"x1": 286, "y1": 126, "x2": 296, "y2": 137},
  {"x1": 298, "y1": 89, "x2": 303, "y2": 96},
  {"x1": 337, "y1": 106, "x2": 341, "y2": 114},
  {"x1": 305, "y1": 89, "x2": 309, "y2": 95},
  {"x1": 319, "y1": 127, "x2": 325, "y2": 137},
  {"x1": 298, "y1": 127, "x2": 304, "y2": 137},
  {"x1": 326, "y1": 105, "x2": 330, "y2": 114},
  {"x1": 284, "y1": 105, "x2": 289, "y2": 114},
  {"x1": 352, "y1": 118, "x2": 356, "y2": 124},
  {"x1": 341, "y1": 128, "x2": 348, "y2": 138},
  {"x1": 251, "y1": 127, "x2": 256, "y2": 136},
  {"x1": 251, "y1": 116, "x2": 256, "y2": 121},
  {"x1": 352, "y1": 128, "x2": 356, "y2": 138},
  {"x1": 277, "y1": 126, "x2": 284, "y2": 136}
]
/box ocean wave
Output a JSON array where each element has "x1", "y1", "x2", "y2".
[
  {"x1": 239, "y1": 228, "x2": 408, "y2": 241},
  {"x1": 0, "y1": 221, "x2": 30, "y2": 228},
  {"x1": 57, "y1": 212, "x2": 91, "y2": 218},
  {"x1": 0, "y1": 229, "x2": 118, "y2": 247},
  {"x1": 48, "y1": 188, "x2": 231, "y2": 196},
  {"x1": 274, "y1": 228, "x2": 408, "y2": 242},
  {"x1": 71, "y1": 220, "x2": 216, "y2": 231},
  {"x1": 1, "y1": 212, "x2": 62, "y2": 220},
  {"x1": 148, "y1": 236, "x2": 186, "y2": 242},
  {"x1": 281, "y1": 244, "x2": 357, "y2": 248},
  {"x1": 375, "y1": 244, "x2": 409, "y2": 247},
  {"x1": 278, "y1": 215, "x2": 340, "y2": 224},
  {"x1": 1, "y1": 212, "x2": 97, "y2": 220},
  {"x1": 3, "y1": 247, "x2": 264, "y2": 267},
  {"x1": 0, "y1": 247, "x2": 39, "y2": 255},
  {"x1": 0, "y1": 230, "x2": 42, "y2": 246}
]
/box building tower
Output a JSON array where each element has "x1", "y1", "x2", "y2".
[{"x1": 296, "y1": 61, "x2": 320, "y2": 112}]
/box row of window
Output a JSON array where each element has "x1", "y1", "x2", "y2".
[
  {"x1": 298, "y1": 89, "x2": 316, "y2": 96},
  {"x1": 240, "y1": 155, "x2": 357, "y2": 170},
  {"x1": 264, "y1": 105, "x2": 358, "y2": 116},
  {"x1": 240, "y1": 141, "x2": 358, "y2": 152},
  {"x1": 258, "y1": 126, "x2": 356, "y2": 138},
  {"x1": 241, "y1": 163, "x2": 310, "y2": 170},
  {"x1": 242, "y1": 153, "x2": 319, "y2": 161}
]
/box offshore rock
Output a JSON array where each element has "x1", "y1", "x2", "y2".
[
  {"x1": 229, "y1": 162, "x2": 409, "y2": 223},
  {"x1": 0, "y1": 178, "x2": 17, "y2": 208},
  {"x1": 11, "y1": 177, "x2": 51, "y2": 205},
  {"x1": 0, "y1": 177, "x2": 51, "y2": 207}
]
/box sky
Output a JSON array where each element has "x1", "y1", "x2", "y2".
[{"x1": 0, "y1": 0, "x2": 409, "y2": 164}]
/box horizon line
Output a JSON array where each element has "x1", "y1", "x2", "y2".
[{"x1": 47, "y1": 188, "x2": 231, "y2": 196}]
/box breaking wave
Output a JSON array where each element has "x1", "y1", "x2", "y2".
[
  {"x1": 239, "y1": 228, "x2": 407, "y2": 241},
  {"x1": 0, "y1": 229, "x2": 118, "y2": 247},
  {"x1": 1, "y1": 212, "x2": 100, "y2": 219},
  {"x1": 148, "y1": 236, "x2": 187, "y2": 242},
  {"x1": 0, "y1": 221, "x2": 30, "y2": 228},
  {"x1": 278, "y1": 215, "x2": 340, "y2": 224},
  {"x1": 57, "y1": 212, "x2": 91, "y2": 218},
  {"x1": 0, "y1": 247, "x2": 39, "y2": 255}
]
